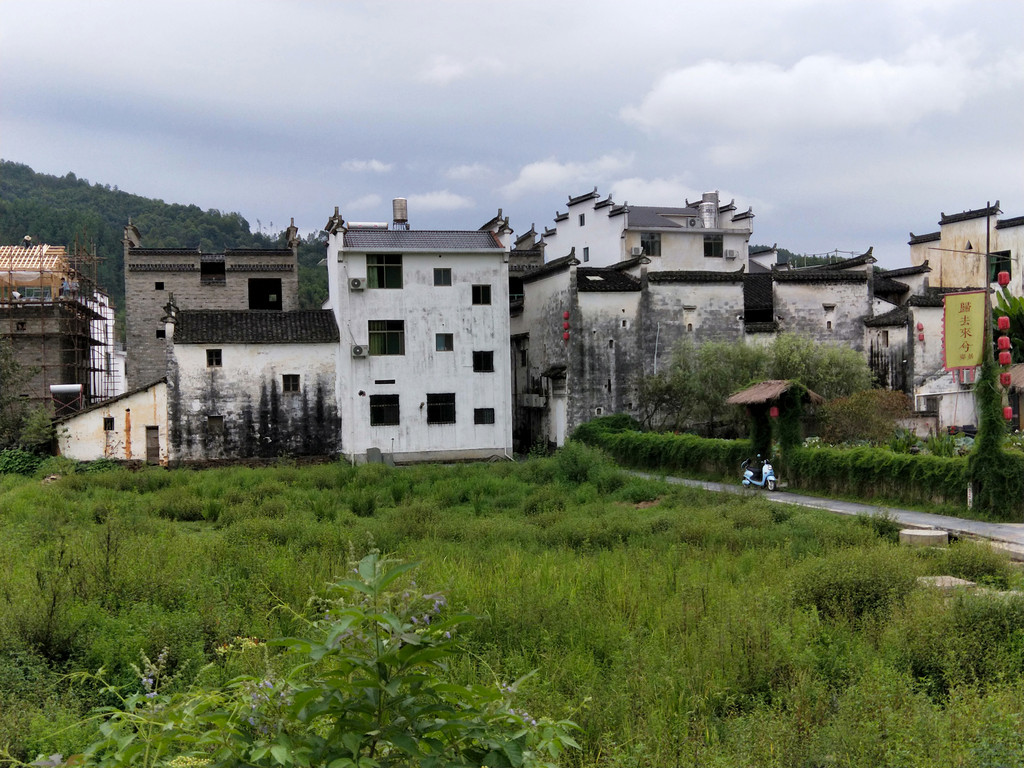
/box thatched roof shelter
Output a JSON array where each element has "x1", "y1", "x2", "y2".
[{"x1": 726, "y1": 379, "x2": 825, "y2": 406}]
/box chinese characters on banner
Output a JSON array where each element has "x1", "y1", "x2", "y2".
[{"x1": 943, "y1": 290, "x2": 987, "y2": 370}]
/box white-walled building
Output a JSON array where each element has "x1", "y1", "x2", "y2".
[
  {"x1": 57, "y1": 380, "x2": 168, "y2": 463},
  {"x1": 324, "y1": 205, "x2": 514, "y2": 463}
]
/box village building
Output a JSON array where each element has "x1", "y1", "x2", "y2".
[
  {"x1": 56, "y1": 380, "x2": 168, "y2": 463},
  {"x1": 1, "y1": 240, "x2": 117, "y2": 411},
  {"x1": 122, "y1": 220, "x2": 301, "y2": 389},
  {"x1": 323, "y1": 200, "x2": 514, "y2": 464}
]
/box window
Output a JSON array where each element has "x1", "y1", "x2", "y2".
[
  {"x1": 436, "y1": 333, "x2": 454, "y2": 352},
  {"x1": 474, "y1": 408, "x2": 495, "y2": 425},
  {"x1": 368, "y1": 320, "x2": 405, "y2": 355},
  {"x1": 103, "y1": 417, "x2": 114, "y2": 431},
  {"x1": 579, "y1": 213, "x2": 585, "y2": 226},
  {"x1": 368, "y1": 254, "x2": 403, "y2": 288},
  {"x1": 370, "y1": 394, "x2": 400, "y2": 426},
  {"x1": 206, "y1": 349, "x2": 222, "y2": 367},
  {"x1": 434, "y1": 267, "x2": 452, "y2": 286},
  {"x1": 473, "y1": 350, "x2": 494, "y2": 372},
  {"x1": 249, "y1": 278, "x2": 282, "y2": 310},
  {"x1": 640, "y1": 232, "x2": 661, "y2": 257},
  {"x1": 427, "y1": 393, "x2": 456, "y2": 424},
  {"x1": 282, "y1": 374, "x2": 300, "y2": 393},
  {"x1": 200, "y1": 259, "x2": 226, "y2": 283},
  {"x1": 156, "y1": 328, "x2": 166, "y2": 339},
  {"x1": 472, "y1": 284, "x2": 492, "y2": 305},
  {"x1": 990, "y1": 251, "x2": 1012, "y2": 282},
  {"x1": 207, "y1": 415, "x2": 225, "y2": 435},
  {"x1": 704, "y1": 234, "x2": 724, "y2": 258},
  {"x1": 15, "y1": 321, "x2": 26, "y2": 331},
  {"x1": 583, "y1": 247, "x2": 590, "y2": 263},
  {"x1": 155, "y1": 281, "x2": 164, "y2": 290}
]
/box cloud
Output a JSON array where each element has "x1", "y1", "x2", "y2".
[
  {"x1": 346, "y1": 194, "x2": 383, "y2": 211},
  {"x1": 622, "y1": 38, "x2": 1023, "y2": 140},
  {"x1": 406, "y1": 191, "x2": 474, "y2": 211},
  {"x1": 446, "y1": 163, "x2": 492, "y2": 182},
  {"x1": 340, "y1": 159, "x2": 393, "y2": 173},
  {"x1": 501, "y1": 154, "x2": 634, "y2": 199},
  {"x1": 417, "y1": 55, "x2": 504, "y2": 85}
]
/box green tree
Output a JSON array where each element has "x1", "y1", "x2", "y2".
[{"x1": 0, "y1": 338, "x2": 31, "y2": 449}]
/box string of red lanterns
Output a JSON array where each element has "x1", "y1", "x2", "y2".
[{"x1": 996, "y1": 271, "x2": 1013, "y2": 420}]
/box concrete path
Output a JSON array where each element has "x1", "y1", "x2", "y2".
[{"x1": 634, "y1": 472, "x2": 1024, "y2": 561}]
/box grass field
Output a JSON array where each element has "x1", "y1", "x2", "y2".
[{"x1": 3, "y1": 444, "x2": 1024, "y2": 766}]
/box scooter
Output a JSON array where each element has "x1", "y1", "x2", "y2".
[{"x1": 741, "y1": 456, "x2": 777, "y2": 491}]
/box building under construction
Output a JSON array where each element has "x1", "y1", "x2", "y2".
[{"x1": 0, "y1": 239, "x2": 118, "y2": 414}]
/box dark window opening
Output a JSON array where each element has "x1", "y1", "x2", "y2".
[
  {"x1": 472, "y1": 284, "x2": 492, "y2": 305},
  {"x1": 249, "y1": 278, "x2": 283, "y2": 310},
  {"x1": 15, "y1": 321, "x2": 26, "y2": 331},
  {"x1": 474, "y1": 408, "x2": 495, "y2": 425},
  {"x1": 207, "y1": 415, "x2": 225, "y2": 435},
  {"x1": 473, "y1": 350, "x2": 494, "y2": 372},
  {"x1": 374, "y1": 379, "x2": 396, "y2": 385},
  {"x1": 704, "y1": 235, "x2": 724, "y2": 258},
  {"x1": 990, "y1": 250, "x2": 1012, "y2": 282},
  {"x1": 155, "y1": 281, "x2": 164, "y2": 290},
  {"x1": 427, "y1": 393, "x2": 456, "y2": 424},
  {"x1": 434, "y1": 267, "x2": 452, "y2": 286},
  {"x1": 369, "y1": 320, "x2": 405, "y2": 355},
  {"x1": 103, "y1": 417, "x2": 114, "y2": 431},
  {"x1": 579, "y1": 213, "x2": 585, "y2": 226},
  {"x1": 283, "y1": 374, "x2": 300, "y2": 392},
  {"x1": 370, "y1": 394, "x2": 400, "y2": 426},
  {"x1": 200, "y1": 259, "x2": 226, "y2": 283},
  {"x1": 207, "y1": 349, "x2": 222, "y2": 367},
  {"x1": 156, "y1": 328, "x2": 166, "y2": 339},
  {"x1": 583, "y1": 247, "x2": 590, "y2": 263},
  {"x1": 509, "y1": 276, "x2": 524, "y2": 302},
  {"x1": 436, "y1": 333, "x2": 454, "y2": 352},
  {"x1": 368, "y1": 254, "x2": 403, "y2": 289},
  {"x1": 641, "y1": 232, "x2": 661, "y2": 256}
]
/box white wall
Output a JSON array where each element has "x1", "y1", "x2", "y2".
[{"x1": 57, "y1": 382, "x2": 168, "y2": 462}]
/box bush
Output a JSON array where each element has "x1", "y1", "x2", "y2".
[
  {"x1": 818, "y1": 389, "x2": 911, "y2": 445},
  {"x1": 794, "y1": 546, "x2": 917, "y2": 621},
  {"x1": 0, "y1": 448, "x2": 43, "y2": 475}
]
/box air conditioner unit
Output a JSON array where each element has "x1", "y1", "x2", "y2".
[
  {"x1": 724, "y1": 249, "x2": 738, "y2": 260},
  {"x1": 349, "y1": 277, "x2": 365, "y2": 291},
  {"x1": 631, "y1": 246, "x2": 643, "y2": 257},
  {"x1": 351, "y1": 344, "x2": 369, "y2": 358}
]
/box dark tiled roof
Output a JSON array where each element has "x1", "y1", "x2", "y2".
[
  {"x1": 608, "y1": 256, "x2": 644, "y2": 271},
  {"x1": 594, "y1": 196, "x2": 615, "y2": 209},
  {"x1": 224, "y1": 249, "x2": 293, "y2": 257},
  {"x1": 522, "y1": 254, "x2": 579, "y2": 284},
  {"x1": 749, "y1": 245, "x2": 775, "y2": 255},
  {"x1": 577, "y1": 268, "x2": 641, "y2": 292},
  {"x1": 909, "y1": 231, "x2": 940, "y2": 244},
  {"x1": 874, "y1": 277, "x2": 909, "y2": 296},
  {"x1": 226, "y1": 264, "x2": 294, "y2": 272},
  {"x1": 907, "y1": 287, "x2": 978, "y2": 308},
  {"x1": 744, "y1": 274, "x2": 774, "y2": 310},
  {"x1": 744, "y1": 321, "x2": 779, "y2": 333},
  {"x1": 940, "y1": 202, "x2": 1000, "y2": 225},
  {"x1": 128, "y1": 263, "x2": 197, "y2": 271},
  {"x1": 774, "y1": 271, "x2": 867, "y2": 283},
  {"x1": 129, "y1": 248, "x2": 201, "y2": 255},
  {"x1": 800, "y1": 250, "x2": 875, "y2": 272},
  {"x1": 175, "y1": 310, "x2": 340, "y2": 344},
  {"x1": 626, "y1": 206, "x2": 699, "y2": 230},
  {"x1": 864, "y1": 306, "x2": 909, "y2": 327},
  {"x1": 882, "y1": 261, "x2": 930, "y2": 277},
  {"x1": 648, "y1": 269, "x2": 746, "y2": 284},
  {"x1": 732, "y1": 208, "x2": 755, "y2": 221},
  {"x1": 343, "y1": 230, "x2": 502, "y2": 251},
  {"x1": 997, "y1": 216, "x2": 1024, "y2": 230},
  {"x1": 567, "y1": 189, "x2": 600, "y2": 207},
  {"x1": 554, "y1": 212, "x2": 568, "y2": 222}
]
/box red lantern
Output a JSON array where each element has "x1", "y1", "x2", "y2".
[
  {"x1": 998, "y1": 271, "x2": 1011, "y2": 286},
  {"x1": 1000, "y1": 351, "x2": 1013, "y2": 366},
  {"x1": 562, "y1": 321, "x2": 570, "y2": 330},
  {"x1": 563, "y1": 311, "x2": 570, "y2": 319},
  {"x1": 999, "y1": 336, "x2": 1012, "y2": 350},
  {"x1": 562, "y1": 332, "x2": 570, "y2": 341},
  {"x1": 1005, "y1": 407, "x2": 1014, "y2": 421},
  {"x1": 769, "y1": 405, "x2": 780, "y2": 419},
  {"x1": 1001, "y1": 372, "x2": 1013, "y2": 387},
  {"x1": 916, "y1": 322, "x2": 924, "y2": 331},
  {"x1": 918, "y1": 333, "x2": 925, "y2": 341},
  {"x1": 999, "y1": 316, "x2": 1011, "y2": 331}
]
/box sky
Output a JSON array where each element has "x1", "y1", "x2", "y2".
[{"x1": 2, "y1": 0, "x2": 1022, "y2": 269}]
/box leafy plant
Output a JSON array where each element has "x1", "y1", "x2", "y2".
[{"x1": 63, "y1": 553, "x2": 579, "y2": 768}]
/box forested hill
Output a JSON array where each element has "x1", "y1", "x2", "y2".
[{"x1": 0, "y1": 160, "x2": 327, "y2": 310}]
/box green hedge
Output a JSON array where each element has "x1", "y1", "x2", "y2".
[{"x1": 573, "y1": 416, "x2": 1024, "y2": 519}]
